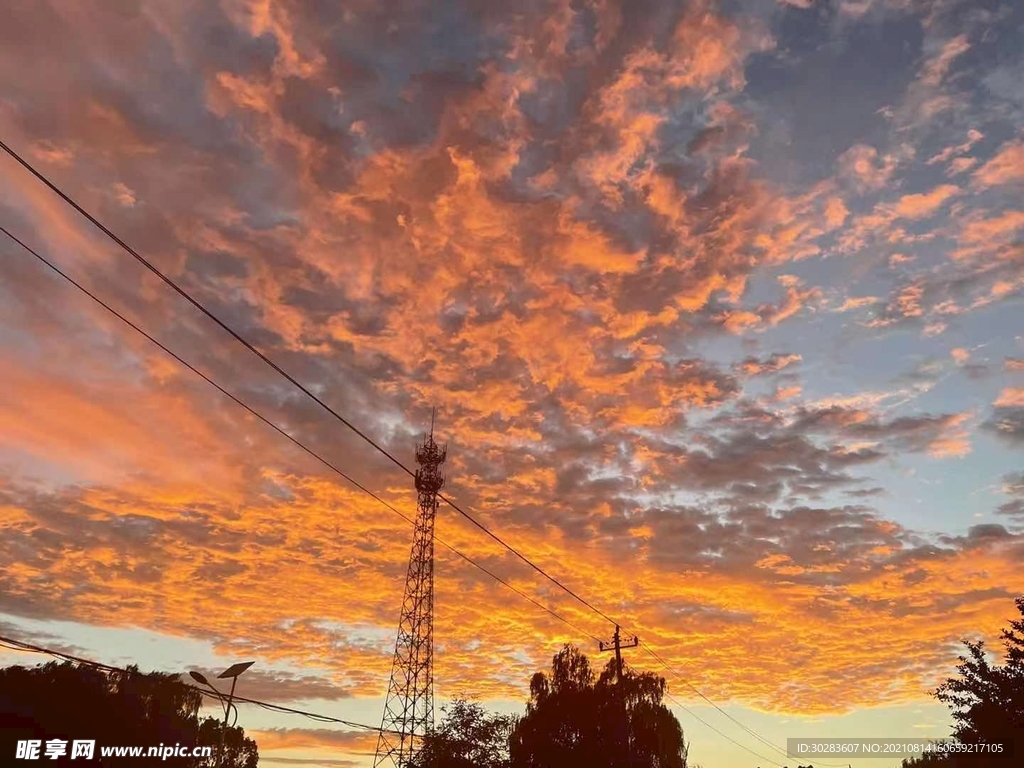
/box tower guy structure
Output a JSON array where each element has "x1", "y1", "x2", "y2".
[{"x1": 373, "y1": 413, "x2": 447, "y2": 768}]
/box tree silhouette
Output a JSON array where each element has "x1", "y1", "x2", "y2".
[
  {"x1": 509, "y1": 645, "x2": 688, "y2": 768},
  {"x1": 899, "y1": 597, "x2": 1024, "y2": 768},
  {"x1": 409, "y1": 699, "x2": 516, "y2": 768},
  {"x1": 0, "y1": 660, "x2": 257, "y2": 767},
  {"x1": 901, "y1": 752, "x2": 955, "y2": 767},
  {"x1": 195, "y1": 717, "x2": 258, "y2": 768},
  {"x1": 934, "y1": 596, "x2": 1024, "y2": 748}
]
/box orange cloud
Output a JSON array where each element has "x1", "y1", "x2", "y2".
[
  {"x1": 575, "y1": 2, "x2": 768, "y2": 200},
  {"x1": 29, "y1": 140, "x2": 75, "y2": 167},
  {"x1": 251, "y1": 728, "x2": 377, "y2": 753},
  {"x1": 926, "y1": 129, "x2": 983, "y2": 165},
  {"x1": 837, "y1": 144, "x2": 898, "y2": 191},
  {"x1": 894, "y1": 283, "x2": 924, "y2": 318},
  {"x1": 946, "y1": 156, "x2": 977, "y2": 176},
  {"x1": 823, "y1": 195, "x2": 850, "y2": 228},
  {"x1": 953, "y1": 209, "x2": 1024, "y2": 259},
  {"x1": 835, "y1": 296, "x2": 878, "y2": 313},
  {"x1": 972, "y1": 139, "x2": 1024, "y2": 189},
  {"x1": 738, "y1": 353, "x2": 802, "y2": 376},
  {"x1": 920, "y1": 35, "x2": 970, "y2": 88},
  {"x1": 927, "y1": 413, "x2": 972, "y2": 458},
  {"x1": 720, "y1": 309, "x2": 762, "y2": 334},
  {"x1": 995, "y1": 388, "x2": 1024, "y2": 408},
  {"x1": 836, "y1": 182, "x2": 959, "y2": 255},
  {"x1": 0, "y1": 359, "x2": 248, "y2": 494},
  {"x1": 890, "y1": 184, "x2": 959, "y2": 219},
  {"x1": 772, "y1": 384, "x2": 803, "y2": 402},
  {"x1": 224, "y1": 0, "x2": 325, "y2": 79}
]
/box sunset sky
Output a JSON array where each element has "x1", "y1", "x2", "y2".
[{"x1": 2, "y1": 0, "x2": 1024, "y2": 766}]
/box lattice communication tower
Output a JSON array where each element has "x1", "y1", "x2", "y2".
[{"x1": 373, "y1": 413, "x2": 447, "y2": 768}]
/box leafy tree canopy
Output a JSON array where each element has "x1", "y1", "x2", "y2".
[
  {"x1": 0, "y1": 660, "x2": 257, "y2": 767},
  {"x1": 901, "y1": 596, "x2": 1024, "y2": 768},
  {"x1": 510, "y1": 645, "x2": 689, "y2": 768},
  {"x1": 934, "y1": 596, "x2": 1024, "y2": 747},
  {"x1": 410, "y1": 699, "x2": 516, "y2": 768}
]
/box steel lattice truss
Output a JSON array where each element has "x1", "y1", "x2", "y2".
[{"x1": 373, "y1": 427, "x2": 447, "y2": 768}]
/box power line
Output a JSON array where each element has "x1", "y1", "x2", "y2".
[
  {"x1": 622, "y1": 660, "x2": 785, "y2": 768},
  {"x1": 0, "y1": 217, "x2": 796, "y2": 768},
  {"x1": 0, "y1": 634, "x2": 392, "y2": 734},
  {"x1": 0, "y1": 633, "x2": 807, "y2": 768},
  {"x1": 0, "y1": 137, "x2": 620, "y2": 631},
  {"x1": 0, "y1": 139, "x2": 822, "y2": 763},
  {"x1": 0, "y1": 140, "x2": 410, "y2": 481},
  {"x1": 664, "y1": 687, "x2": 786, "y2": 768},
  {"x1": 0, "y1": 222, "x2": 602, "y2": 649},
  {"x1": 643, "y1": 645, "x2": 789, "y2": 754},
  {"x1": 638, "y1": 645, "x2": 849, "y2": 768}
]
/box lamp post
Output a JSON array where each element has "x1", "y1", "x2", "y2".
[{"x1": 189, "y1": 662, "x2": 254, "y2": 767}]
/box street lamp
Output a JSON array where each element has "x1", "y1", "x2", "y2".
[{"x1": 188, "y1": 662, "x2": 254, "y2": 767}]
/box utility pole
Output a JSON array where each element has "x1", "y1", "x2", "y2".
[{"x1": 600, "y1": 626, "x2": 639, "y2": 767}]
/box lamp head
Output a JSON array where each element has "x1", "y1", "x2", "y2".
[{"x1": 189, "y1": 671, "x2": 209, "y2": 686}]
